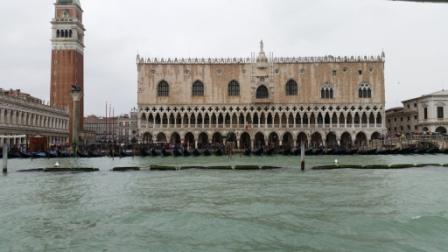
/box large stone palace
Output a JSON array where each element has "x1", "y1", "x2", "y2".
[{"x1": 137, "y1": 42, "x2": 386, "y2": 150}]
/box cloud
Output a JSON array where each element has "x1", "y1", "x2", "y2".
[{"x1": 0, "y1": 0, "x2": 447, "y2": 115}]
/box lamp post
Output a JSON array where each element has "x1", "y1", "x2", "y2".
[{"x1": 71, "y1": 85, "x2": 83, "y2": 156}]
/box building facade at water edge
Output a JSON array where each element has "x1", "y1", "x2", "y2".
[
  {"x1": 0, "y1": 89, "x2": 69, "y2": 147},
  {"x1": 137, "y1": 42, "x2": 386, "y2": 149},
  {"x1": 386, "y1": 90, "x2": 448, "y2": 136}
]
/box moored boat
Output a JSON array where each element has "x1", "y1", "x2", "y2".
[
  {"x1": 173, "y1": 148, "x2": 183, "y2": 157},
  {"x1": 192, "y1": 148, "x2": 201, "y2": 156},
  {"x1": 46, "y1": 150, "x2": 59, "y2": 158},
  {"x1": 183, "y1": 149, "x2": 191, "y2": 157},
  {"x1": 32, "y1": 152, "x2": 48, "y2": 158}
]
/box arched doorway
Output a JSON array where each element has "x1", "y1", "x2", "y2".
[
  {"x1": 198, "y1": 132, "x2": 209, "y2": 149},
  {"x1": 156, "y1": 132, "x2": 167, "y2": 143},
  {"x1": 297, "y1": 132, "x2": 308, "y2": 149},
  {"x1": 435, "y1": 126, "x2": 447, "y2": 134},
  {"x1": 268, "y1": 132, "x2": 279, "y2": 148},
  {"x1": 184, "y1": 132, "x2": 195, "y2": 149},
  {"x1": 282, "y1": 132, "x2": 294, "y2": 148},
  {"x1": 355, "y1": 132, "x2": 368, "y2": 147},
  {"x1": 212, "y1": 132, "x2": 223, "y2": 145},
  {"x1": 371, "y1": 132, "x2": 382, "y2": 148},
  {"x1": 142, "y1": 132, "x2": 152, "y2": 144},
  {"x1": 226, "y1": 132, "x2": 237, "y2": 143},
  {"x1": 340, "y1": 132, "x2": 352, "y2": 149},
  {"x1": 170, "y1": 132, "x2": 181, "y2": 145},
  {"x1": 326, "y1": 132, "x2": 338, "y2": 148},
  {"x1": 254, "y1": 132, "x2": 265, "y2": 148},
  {"x1": 371, "y1": 132, "x2": 382, "y2": 141},
  {"x1": 240, "y1": 132, "x2": 251, "y2": 150},
  {"x1": 311, "y1": 132, "x2": 323, "y2": 148}
]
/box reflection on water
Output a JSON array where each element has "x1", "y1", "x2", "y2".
[{"x1": 0, "y1": 155, "x2": 448, "y2": 251}]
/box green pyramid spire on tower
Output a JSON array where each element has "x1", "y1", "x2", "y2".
[{"x1": 56, "y1": 0, "x2": 81, "y2": 8}]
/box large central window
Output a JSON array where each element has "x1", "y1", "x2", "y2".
[
  {"x1": 192, "y1": 80, "x2": 204, "y2": 96},
  {"x1": 256, "y1": 85, "x2": 269, "y2": 99},
  {"x1": 359, "y1": 83, "x2": 372, "y2": 98},
  {"x1": 321, "y1": 87, "x2": 334, "y2": 99}
]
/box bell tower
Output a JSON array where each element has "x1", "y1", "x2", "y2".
[{"x1": 50, "y1": 0, "x2": 85, "y2": 142}]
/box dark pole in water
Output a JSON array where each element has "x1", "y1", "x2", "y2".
[
  {"x1": 300, "y1": 141, "x2": 305, "y2": 171},
  {"x1": 2, "y1": 143, "x2": 8, "y2": 173}
]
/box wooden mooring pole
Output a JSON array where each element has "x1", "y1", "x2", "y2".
[
  {"x1": 3, "y1": 143, "x2": 8, "y2": 173},
  {"x1": 300, "y1": 141, "x2": 305, "y2": 171}
]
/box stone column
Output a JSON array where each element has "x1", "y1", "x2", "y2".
[{"x1": 71, "y1": 87, "x2": 83, "y2": 145}]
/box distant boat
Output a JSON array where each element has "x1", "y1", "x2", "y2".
[
  {"x1": 46, "y1": 150, "x2": 58, "y2": 158},
  {"x1": 214, "y1": 148, "x2": 224, "y2": 156},
  {"x1": 292, "y1": 148, "x2": 301, "y2": 156},
  {"x1": 333, "y1": 148, "x2": 346, "y2": 155},
  {"x1": 311, "y1": 148, "x2": 323, "y2": 155},
  {"x1": 8, "y1": 151, "x2": 21, "y2": 159},
  {"x1": 173, "y1": 148, "x2": 183, "y2": 157},
  {"x1": 426, "y1": 147, "x2": 440, "y2": 154},
  {"x1": 252, "y1": 147, "x2": 263, "y2": 156},
  {"x1": 264, "y1": 147, "x2": 274, "y2": 156},
  {"x1": 19, "y1": 151, "x2": 33, "y2": 158},
  {"x1": 57, "y1": 150, "x2": 72, "y2": 158},
  {"x1": 150, "y1": 148, "x2": 160, "y2": 157},
  {"x1": 120, "y1": 149, "x2": 134, "y2": 157},
  {"x1": 282, "y1": 148, "x2": 292, "y2": 155},
  {"x1": 32, "y1": 152, "x2": 47, "y2": 158},
  {"x1": 192, "y1": 149, "x2": 201, "y2": 156},
  {"x1": 183, "y1": 149, "x2": 191, "y2": 157},
  {"x1": 88, "y1": 150, "x2": 104, "y2": 158},
  {"x1": 323, "y1": 148, "x2": 334, "y2": 155},
  {"x1": 77, "y1": 150, "x2": 90, "y2": 158},
  {"x1": 203, "y1": 149, "x2": 212, "y2": 156},
  {"x1": 161, "y1": 148, "x2": 172, "y2": 157}
]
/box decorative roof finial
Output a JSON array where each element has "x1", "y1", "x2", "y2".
[{"x1": 260, "y1": 40, "x2": 264, "y2": 53}]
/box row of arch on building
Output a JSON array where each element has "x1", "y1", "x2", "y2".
[
  {"x1": 56, "y1": 29, "x2": 73, "y2": 38},
  {"x1": 156, "y1": 79, "x2": 373, "y2": 99},
  {"x1": 141, "y1": 130, "x2": 382, "y2": 149},
  {"x1": 140, "y1": 110, "x2": 384, "y2": 129},
  {"x1": 0, "y1": 108, "x2": 68, "y2": 130}
]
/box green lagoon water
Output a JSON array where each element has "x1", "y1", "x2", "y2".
[{"x1": 1, "y1": 154, "x2": 448, "y2": 252}]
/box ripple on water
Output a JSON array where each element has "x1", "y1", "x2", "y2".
[{"x1": 1, "y1": 155, "x2": 448, "y2": 251}]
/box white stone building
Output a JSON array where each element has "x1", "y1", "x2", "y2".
[
  {"x1": 387, "y1": 90, "x2": 448, "y2": 135},
  {"x1": 0, "y1": 89, "x2": 69, "y2": 146}
]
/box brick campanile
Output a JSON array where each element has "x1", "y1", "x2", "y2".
[{"x1": 50, "y1": 0, "x2": 85, "y2": 143}]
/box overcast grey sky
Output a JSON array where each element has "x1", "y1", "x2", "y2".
[{"x1": 1, "y1": 0, "x2": 447, "y2": 115}]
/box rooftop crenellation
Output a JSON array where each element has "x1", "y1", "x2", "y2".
[{"x1": 136, "y1": 53, "x2": 385, "y2": 65}]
